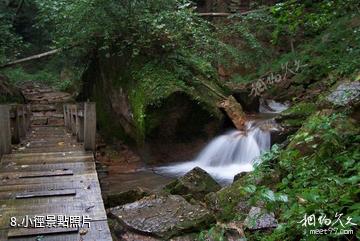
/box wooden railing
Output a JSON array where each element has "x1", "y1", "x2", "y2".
[
  {"x1": 0, "y1": 104, "x2": 32, "y2": 158},
  {"x1": 0, "y1": 102, "x2": 96, "y2": 158},
  {"x1": 63, "y1": 102, "x2": 96, "y2": 152}
]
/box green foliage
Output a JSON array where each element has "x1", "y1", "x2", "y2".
[
  {"x1": 2, "y1": 66, "x2": 74, "y2": 91},
  {"x1": 241, "y1": 13, "x2": 360, "y2": 100},
  {"x1": 271, "y1": 0, "x2": 360, "y2": 42},
  {"x1": 238, "y1": 111, "x2": 359, "y2": 241},
  {"x1": 34, "y1": 0, "x2": 217, "y2": 60},
  {"x1": 216, "y1": 9, "x2": 277, "y2": 72},
  {"x1": 0, "y1": 1, "x2": 24, "y2": 63}
]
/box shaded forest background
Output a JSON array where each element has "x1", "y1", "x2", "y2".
[{"x1": 0, "y1": 0, "x2": 359, "y2": 240}]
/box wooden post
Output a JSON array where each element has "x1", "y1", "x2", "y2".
[
  {"x1": 63, "y1": 105, "x2": 68, "y2": 128},
  {"x1": 0, "y1": 105, "x2": 11, "y2": 158},
  {"x1": 84, "y1": 102, "x2": 96, "y2": 151},
  {"x1": 27, "y1": 105, "x2": 31, "y2": 130},
  {"x1": 68, "y1": 105, "x2": 73, "y2": 132},
  {"x1": 21, "y1": 106, "x2": 27, "y2": 137},
  {"x1": 71, "y1": 105, "x2": 77, "y2": 135},
  {"x1": 11, "y1": 105, "x2": 20, "y2": 144},
  {"x1": 17, "y1": 106, "x2": 25, "y2": 138},
  {"x1": 66, "y1": 105, "x2": 71, "y2": 130},
  {"x1": 76, "y1": 104, "x2": 84, "y2": 142}
]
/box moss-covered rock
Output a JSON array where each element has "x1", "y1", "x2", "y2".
[
  {"x1": 204, "y1": 178, "x2": 249, "y2": 221},
  {"x1": 163, "y1": 167, "x2": 221, "y2": 201},
  {"x1": 80, "y1": 52, "x2": 226, "y2": 163},
  {"x1": 104, "y1": 187, "x2": 149, "y2": 208},
  {"x1": 278, "y1": 102, "x2": 317, "y2": 121},
  {"x1": 274, "y1": 102, "x2": 317, "y2": 140}
]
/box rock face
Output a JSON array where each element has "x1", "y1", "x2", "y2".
[
  {"x1": 244, "y1": 207, "x2": 278, "y2": 230},
  {"x1": 327, "y1": 81, "x2": 360, "y2": 106},
  {"x1": 164, "y1": 167, "x2": 221, "y2": 201},
  {"x1": 80, "y1": 53, "x2": 224, "y2": 163},
  {"x1": 233, "y1": 172, "x2": 249, "y2": 182},
  {"x1": 109, "y1": 195, "x2": 215, "y2": 239}
]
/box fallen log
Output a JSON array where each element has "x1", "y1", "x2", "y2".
[
  {"x1": 0, "y1": 48, "x2": 61, "y2": 69},
  {"x1": 218, "y1": 95, "x2": 247, "y2": 131}
]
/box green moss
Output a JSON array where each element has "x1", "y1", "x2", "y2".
[
  {"x1": 84, "y1": 45, "x2": 226, "y2": 145},
  {"x1": 281, "y1": 102, "x2": 317, "y2": 119},
  {"x1": 281, "y1": 118, "x2": 303, "y2": 127},
  {"x1": 93, "y1": 86, "x2": 130, "y2": 143},
  {"x1": 123, "y1": 60, "x2": 223, "y2": 144},
  {"x1": 205, "y1": 178, "x2": 249, "y2": 221}
]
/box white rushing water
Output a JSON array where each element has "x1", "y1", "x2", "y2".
[
  {"x1": 155, "y1": 99, "x2": 288, "y2": 184},
  {"x1": 259, "y1": 99, "x2": 289, "y2": 113},
  {"x1": 155, "y1": 121, "x2": 272, "y2": 184}
]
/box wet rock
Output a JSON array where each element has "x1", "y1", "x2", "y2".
[
  {"x1": 244, "y1": 207, "x2": 278, "y2": 230},
  {"x1": 104, "y1": 187, "x2": 149, "y2": 208},
  {"x1": 164, "y1": 167, "x2": 221, "y2": 201},
  {"x1": 233, "y1": 90, "x2": 260, "y2": 112},
  {"x1": 233, "y1": 172, "x2": 249, "y2": 182},
  {"x1": 327, "y1": 81, "x2": 360, "y2": 106},
  {"x1": 109, "y1": 195, "x2": 215, "y2": 239}
]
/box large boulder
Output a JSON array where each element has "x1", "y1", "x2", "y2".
[
  {"x1": 163, "y1": 167, "x2": 221, "y2": 201},
  {"x1": 326, "y1": 81, "x2": 360, "y2": 107},
  {"x1": 108, "y1": 195, "x2": 215, "y2": 239}
]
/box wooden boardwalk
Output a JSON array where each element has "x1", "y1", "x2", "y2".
[{"x1": 0, "y1": 105, "x2": 112, "y2": 240}]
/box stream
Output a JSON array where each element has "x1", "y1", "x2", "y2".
[
  {"x1": 100, "y1": 99, "x2": 289, "y2": 195},
  {"x1": 154, "y1": 99, "x2": 288, "y2": 184}
]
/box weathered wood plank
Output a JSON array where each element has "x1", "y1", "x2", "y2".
[
  {"x1": 15, "y1": 189, "x2": 76, "y2": 199},
  {"x1": 0, "y1": 178, "x2": 97, "y2": 193},
  {"x1": 8, "y1": 227, "x2": 78, "y2": 238},
  {"x1": 0, "y1": 173, "x2": 99, "y2": 186},
  {"x1": 0, "y1": 122, "x2": 111, "y2": 240},
  {"x1": 0, "y1": 162, "x2": 94, "y2": 174},
  {"x1": 18, "y1": 170, "x2": 74, "y2": 178}
]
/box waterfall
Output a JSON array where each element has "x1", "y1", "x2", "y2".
[
  {"x1": 259, "y1": 99, "x2": 289, "y2": 113},
  {"x1": 155, "y1": 121, "x2": 272, "y2": 184},
  {"x1": 155, "y1": 100, "x2": 288, "y2": 184}
]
